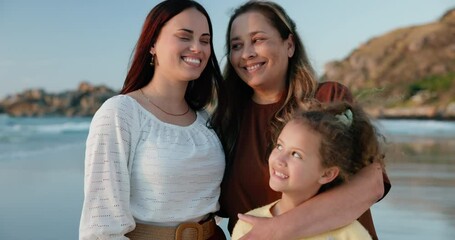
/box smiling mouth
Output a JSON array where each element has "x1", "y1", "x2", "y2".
[
  {"x1": 274, "y1": 169, "x2": 289, "y2": 179},
  {"x1": 182, "y1": 57, "x2": 201, "y2": 66},
  {"x1": 244, "y1": 63, "x2": 264, "y2": 72}
]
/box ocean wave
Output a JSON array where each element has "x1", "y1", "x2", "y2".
[
  {"x1": 0, "y1": 141, "x2": 85, "y2": 161},
  {"x1": 21, "y1": 121, "x2": 90, "y2": 134},
  {"x1": 0, "y1": 117, "x2": 90, "y2": 134},
  {"x1": 376, "y1": 119, "x2": 455, "y2": 138},
  {"x1": 0, "y1": 117, "x2": 91, "y2": 145}
]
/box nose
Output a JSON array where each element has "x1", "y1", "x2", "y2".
[
  {"x1": 189, "y1": 40, "x2": 202, "y2": 53},
  {"x1": 272, "y1": 151, "x2": 287, "y2": 167},
  {"x1": 241, "y1": 43, "x2": 257, "y2": 59}
]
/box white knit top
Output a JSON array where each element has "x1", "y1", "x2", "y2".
[{"x1": 79, "y1": 95, "x2": 225, "y2": 240}]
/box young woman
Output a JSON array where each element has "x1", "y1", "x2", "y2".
[
  {"x1": 210, "y1": 1, "x2": 390, "y2": 239},
  {"x1": 232, "y1": 101, "x2": 385, "y2": 240},
  {"x1": 79, "y1": 0, "x2": 226, "y2": 239}
]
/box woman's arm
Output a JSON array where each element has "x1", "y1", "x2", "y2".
[
  {"x1": 238, "y1": 162, "x2": 384, "y2": 240},
  {"x1": 79, "y1": 97, "x2": 137, "y2": 240}
]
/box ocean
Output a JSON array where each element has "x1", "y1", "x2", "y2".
[{"x1": 0, "y1": 114, "x2": 454, "y2": 239}]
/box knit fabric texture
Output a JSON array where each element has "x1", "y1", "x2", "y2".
[{"x1": 80, "y1": 95, "x2": 225, "y2": 239}]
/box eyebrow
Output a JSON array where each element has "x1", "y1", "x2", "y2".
[
  {"x1": 230, "y1": 31, "x2": 266, "y2": 42},
  {"x1": 277, "y1": 138, "x2": 306, "y2": 154},
  {"x1": 178, "y1": 28, "x2": 210, "y2": 37}
]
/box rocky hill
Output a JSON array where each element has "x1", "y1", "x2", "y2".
[
  {"x1": 0, "y1": 82, "x2": 116, "y2": 117},
  {"x1": 2, "y1": 10, "x2": 455, "y2": 119},
  {"x1": 322, "y1": 9, "x2": 455, "y2": 119}
]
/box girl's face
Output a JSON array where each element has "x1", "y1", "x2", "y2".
[
  {"x1": 229, "y1": 11, "x2": 294, "y2": 94},
  {"x1": 152, "y1": 8, "x2": 211, "y2": 82},
  {"x1": 268, "y1": 120, "x2": 327, "y2": 202}
]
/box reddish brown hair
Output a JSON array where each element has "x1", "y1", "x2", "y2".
[{"x1": 120, "y1": 0, "x2": 224, "y2": 111}]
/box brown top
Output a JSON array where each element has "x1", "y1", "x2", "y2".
[{"x1": 219, "y1": 81, "x2": 391, "y2": 240}]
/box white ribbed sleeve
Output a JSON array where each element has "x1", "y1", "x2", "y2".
[{"x1": 79, "y1": 95, "x2": 225, "y2": 240}]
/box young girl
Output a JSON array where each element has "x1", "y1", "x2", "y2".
[{"x1": 232, "y1": 101, "x2": 385, "y2": 240}]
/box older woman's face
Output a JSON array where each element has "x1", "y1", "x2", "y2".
[{"x1": 229, "y1": 11, "x2": 294, "y2": 95}]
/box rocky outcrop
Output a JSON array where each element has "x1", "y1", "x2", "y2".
[
  {"x1": 322, "y1": 8, "x2": 455, "y2": 119},
  {"x1": 3, "y1": 11, "x2": 455, "y2": 119},
  {"x1": 0, "y1": 82, "x2": 116, "y2": 117}
]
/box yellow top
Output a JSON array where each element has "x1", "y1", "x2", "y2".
[{"x1": 231, "y1": 200, "x2": 372, "y2": 240}]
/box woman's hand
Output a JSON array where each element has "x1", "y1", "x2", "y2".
[{"x1": 237, "y1": 161, "x2": 384, "y2": 240}]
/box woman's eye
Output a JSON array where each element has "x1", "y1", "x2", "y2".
[
  {"x1": 200, "y1": 38, "x2": 210, "y2": 45},
  {"x1": 179, "y1": 36, "x2": 190, "y2": 41},
  {"x1": 231, "y1": 43, "x2": 242, "y2": 51},
  {"x1": 252, "y1": 38, "x2": 264, "y2": 44}
]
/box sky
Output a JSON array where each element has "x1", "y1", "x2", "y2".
[{"x1": 0, "y1": 0, "x2": 453, "y2": 98}]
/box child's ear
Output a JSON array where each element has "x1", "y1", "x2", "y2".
[{"x1": 318, "y1": 167, "x2": 339, "y2": 184}]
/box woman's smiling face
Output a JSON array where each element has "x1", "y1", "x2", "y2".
[
  {"x1": 228, "y1": 11, "x2": 294, "y2": 94},
  {"x1": 152, "y1": 7, "x2": 211, "y2": 82}
]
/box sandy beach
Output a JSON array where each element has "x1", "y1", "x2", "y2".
[
  {"x1": 0, "y1": 144, "x2": 85, "y2": 239},
  {"x1": 1, "y1": 119, "x2": 454, "y2": 239},
  {"x1": 373, "y1": 162, "x2": 455, "y2": 239}
]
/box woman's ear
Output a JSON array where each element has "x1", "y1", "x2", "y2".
[
  {"x1": 318, "y1": 166, "x2": 339, "y2": 184},
  {"x1": 286, "y1": 34, "x2": 295, "y2": 58},
  {"x1": 150, "y1": 44, "x2": 156, "y2": 55}
]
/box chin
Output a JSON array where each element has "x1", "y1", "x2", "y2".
[
  {"x1": 269, "y1": 181, "x2": 282, "y2": 192},
  {"x1": 181, "y1": 73, "x2": 202, "y2": 81}
]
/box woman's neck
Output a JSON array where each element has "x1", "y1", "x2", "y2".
[
  {"x1": 140, "y1": 76, "x2": 190, "y2": 115},
  {"x1": 252, "y1": 89, "x2": 284, "y2": 105},
  {"x1": 146, "y1": 76, "x2": 188, "y2": 102},
  {"x1": 251, "y1": 78, "x2": 286, "y2": 104}
]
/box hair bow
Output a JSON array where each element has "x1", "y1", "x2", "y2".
[{"x1": 335, "y1": 109, "x2": 353, "y2": 127}]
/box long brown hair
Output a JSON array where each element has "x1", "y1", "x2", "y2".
[
  {"x1": 211, "y1": 0, "x2": 317, "y2": 165},
  {"x1": 120, "y1": 0, "x2": 224, "y2": 111}
]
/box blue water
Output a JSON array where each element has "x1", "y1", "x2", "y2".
[
  {"x1": 1, "y1": 114, "x2": 454, "y2": 161},
  {"x1": 375, "y1": 119, "x2": 455, "y2": 141},
  {"x1": 0, "y1": 114, "x2": 454, "y2": 239},
  {"x1": 0, "y1": 115, "x2": 91, "y2": 161}
]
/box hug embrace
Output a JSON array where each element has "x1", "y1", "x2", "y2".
[{"x1": 80, "y1": 0, "x2": 391, "y2": 239}]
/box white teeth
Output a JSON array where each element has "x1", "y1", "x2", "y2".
[
  {"x1": 245, "y1": 63, "x2": 261, "y2": 72},
  {"x1": 183, "y1": 57, "x2": 201, "y2": 64},
  {"x1": 274, "y1": 170, "x2": 288, "y2": 179}
]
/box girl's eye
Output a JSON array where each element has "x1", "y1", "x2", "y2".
[
  {"x1": 179, "y1": 36, "x2": 191, "y2": 41},
  {"x1": 292, "y1": 152, "x2": 302, "y2": 159},
  {"x1": 276, "y1": 144, "x2": 283, "y2": 151}
]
